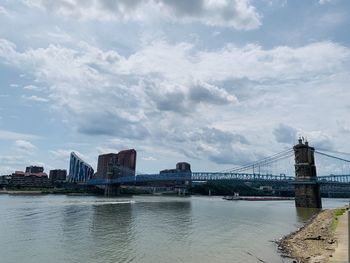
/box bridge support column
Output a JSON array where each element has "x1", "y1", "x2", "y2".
[
  {"x1": 294, "y1": 139, "x2": 322, "y2": 208},
  {"x1": 104, "y1": 184, "x2": 120, "y2": 197},
  {"x1": 104, "y1": 165, "x2": 121, "y2": 197}
]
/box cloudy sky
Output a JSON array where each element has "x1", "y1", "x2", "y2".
[{"x1": 0, "y1": 0, "x2": 349, "y2": 175}]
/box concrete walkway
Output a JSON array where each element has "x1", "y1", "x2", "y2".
[{"x1": 330, "y1": 212, "x2": 348, "y2": 263}]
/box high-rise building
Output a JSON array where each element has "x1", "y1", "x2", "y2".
[
  {"x1": 117, "y1": 149, "x2": 137, "y2": 176},
  {"x1": 96, "y1": 153, "x2": 119, "y2": 179},
  {"x1": 160, "y1": 162, "x2": 191, "y2": 174},
  {"x1": 176, "y1": 162, "x2": 191, "y2": 172},
  {"x1": 158, "y1": 162, "x2": 192, "y2": 189},
  {"x1": 67, "y1": 152, "x2": 94, "y2": 183},
  {"x1": 96, "y1": 149, "x2": 137, "y2": 178},
  {"x1": 25, "y1": 166, "x2": 44, "y2": 173},
  {"x1": 9, "y1": 168, "x2": 51, "y2": 188},
  {"x1": 49, "y1": 169, "x2": 67, "y2": 182}
]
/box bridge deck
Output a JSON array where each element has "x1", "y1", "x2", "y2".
[{"x1": 86, "y1": 172, "x2": 350, "y2": 185}]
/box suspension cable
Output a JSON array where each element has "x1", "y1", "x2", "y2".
[
  {"x1": 232, "y1": 152, "x2": 294, "y2": 173},
  {"x1": 226, "y1": 151, "x2": 294, "y2": 173},
  {"x1": 220, "y1": 148, "x2": 294, "y2": 173},
  {"x1": 315, "y1": 150, "x2": 350, "y2": 163},
  {"x1": 316, "y1": 148, "x2": 350, "y2": 157}
]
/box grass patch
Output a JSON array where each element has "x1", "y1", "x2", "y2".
[{"x1": 331, "y1": 208, "x2": 346, "y2": 232}]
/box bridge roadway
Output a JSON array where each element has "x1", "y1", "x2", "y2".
[{"x1": 86, "y1": 172, "x2": 350, "y2": 185}]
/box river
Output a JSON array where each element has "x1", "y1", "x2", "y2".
[{"x1": 0, "y1": 195, "x2": 347, "y2": 263}]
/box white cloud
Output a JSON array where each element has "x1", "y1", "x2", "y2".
[
  {"x1": 2, "y1": 38, "x2": 348, "y2": 91},
  {"x1": 49, "y1": 149, "x2": 72, "y2": 159},
  {"x1": 50, "y1": 149, "x2": 90, "y2": 162},
  {"x1": 0, "y1": 37, "x2": 350, "y2": 165},
  {"x1": 302, "y1": 131, "x2": 334, "y2": 150},
  {"x1": 0, "y1": 0, "x2": 349, "y2": 174},
  {"x1": 319, "y1": 0, "x2": 333, "y2": 4},
  {"x1": 23, "y1": 0, "x2": 262, "y2": 30},
  {"x1": 14, "y1": 140, "x2": 37, "y2": 153},
  {"x1": 337, "y1": 120, "x2": 350, "y2": 134},
  {"x1": 117, "y1": 40, "x2": 349, "y2": 84},
  {"x1": 274, "y1": 124, "x2": 297, "y2": 144},
  {"x1": 22, "y1": 95, "x2": 49, "y2": 102},
  {"x1": 0, "y1": 155, "x2": 28, "y2": 174},
  {"x1": 142, "y1": 156, "x2": 157, "y2": 161},
  {"x1": 319, "y1": 11, "x2": 347, "y2": 26},
  {"x1": 0, "y1": 5, "x2": 10, "y2": 16},
  {"x1": 0, "y1": 130, "x2": 39, "y2": 140},
  {"x1": 189, "y1": 82, "x2": 238, "y2": 105},
  {"x1": 49, "y1": 149, "x2": 92, "y2": 170},
  {"x1": 274, "y1": 125, "x2": 335, "y2": 151},
  {"x1": 0, "y1": 155, "x2": 26, "y2": 165},
  {"x1": 23, "y1": 84, "x2": 45, "y2": 91}
]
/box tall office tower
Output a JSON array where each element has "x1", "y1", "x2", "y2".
[
  {"x1": 117, "y1": 149, "x2": 137, "y2": 176},
  {"x1": 67, "y1": 152, "x2": 94, "y2": 183},
  {"x1": 25, "y1": 166, "x2": 44, "y2": 173},
  {"x1": 49, "y1": 169, "x2": 67, "y2": 182},
  {"x1": 96, "y1": 153, "x2": 119, "y2": 179},
  {"x1": 96, "y1": 149, "x2": 137, "y2": 178},
  {"x1": 176, "y1": 162, "x2": 191, "y2": 173}
]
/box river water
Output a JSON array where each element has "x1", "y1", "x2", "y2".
[{"x1": 0, "y1": 195, "x2": 347, "y2": 263}]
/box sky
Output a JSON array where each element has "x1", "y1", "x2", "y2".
[{"x1": 0, "y1": 0, "x2": 350, "y2": 175}]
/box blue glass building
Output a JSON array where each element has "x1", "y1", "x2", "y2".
[{"x1": 67, "y1": 152, "x2": 94, "y2": 183}]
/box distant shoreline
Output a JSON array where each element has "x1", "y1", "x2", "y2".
[
  {"x1": 0, "y1": 189, "x2": 101, "y2": 195},
  {"x1": 0, "y1": 190, "x2": 44, "y2": 195}
]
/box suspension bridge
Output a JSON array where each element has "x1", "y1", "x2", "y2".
[
  {"x1": 87, "y1": 147, "x2": 350, "y2": 185},
  {"x1": 85, "y1": 141, "x2": 350, "y2": 204}
]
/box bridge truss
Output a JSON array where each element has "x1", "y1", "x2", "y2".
[{"x1": 87, "y1": 148, "x2": 350, "y2": 188}]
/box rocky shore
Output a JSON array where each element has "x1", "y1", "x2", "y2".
[{"x1": 279, "y1": 208, "x2": 346, "y2": 263}]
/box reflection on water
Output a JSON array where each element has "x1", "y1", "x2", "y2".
[
  {"x1": 295, "y1": 207, "x2": 321, "y2": 224},
  {"x1": 90, "y1": 203, "x2": 135, "y2": 263},
  {"x1": 0, "y1": 195, "x2": 347, "y2": 263}
]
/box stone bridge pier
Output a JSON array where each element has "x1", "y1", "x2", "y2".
[
  {"x1": 294, "y1": 139, "x2": 322, "y2": 208},
  {"x1": 104, "y1": 167, "x2": 121, "y2": 197}
]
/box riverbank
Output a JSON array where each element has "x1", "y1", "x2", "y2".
[
  {"x1": 330, "y1": 210, "x2": 348, "y2": 262},
  {"x1": 279, "y1": 207, "x2": 347, "y2": 263}
]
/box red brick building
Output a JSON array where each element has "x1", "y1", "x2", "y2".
[{"x1": 96, "y1": 149, "x2": 136, "y2": 178}]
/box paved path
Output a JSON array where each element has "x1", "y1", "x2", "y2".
[{"x1": 330, "y1": 212, "x2": 348, "y2": 263}]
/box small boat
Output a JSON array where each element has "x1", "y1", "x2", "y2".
[{"x1": 223, "y1": 192, "x2": 240, "y2": 200}]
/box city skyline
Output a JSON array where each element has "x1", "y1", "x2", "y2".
[{"x1": 1, "y1": 0, "x2": 350, "y2": 174}]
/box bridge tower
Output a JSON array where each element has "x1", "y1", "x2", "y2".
[{"x1": 294, "y1": 138, "x2": 322, "y2": 208}]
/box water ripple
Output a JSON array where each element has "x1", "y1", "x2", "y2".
[{"x1": 0, "y1": 195, "x2": 347, "y2": 263}]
